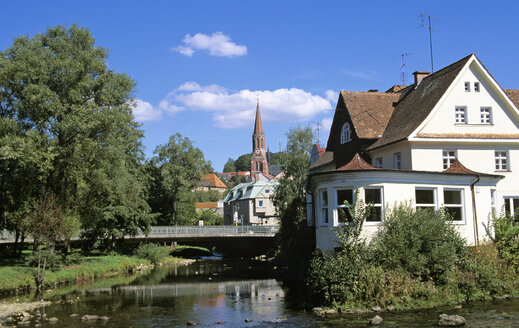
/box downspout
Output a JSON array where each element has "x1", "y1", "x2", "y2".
[{"x1": 470, "y1": 175, "x2": 480, "y2": 246}]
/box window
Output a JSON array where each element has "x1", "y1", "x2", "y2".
[
  {"x1": 393, "y1": 152, "x2": 401, "y2": 169},
  {"x1": 258, "y1": 200, "x2": 263, "y2": 207},
  {"x1": 365, "y1": 188, "x2": 383, "y2": 222},
  {"x1": 495, "y1": 151, "x2": 509, "y2": 171},
  {"x1": 504, "y1": 197, "x2": 519, "y2": 219},
  {"x1": 265, "y1": 189, "x2": 270, "y2": 194},
  {"x1": 474, "y1": 82, "x2": 480, "y2": 92},
  {"x1": 336, "y1": 189, "x2": 354, "y2": 224},
  {"x1": 490, "y1": 189, "x2": 497, "y2": 217},
  {"x1": 375, "y1": 157, "x2": 383, "y2": 168},
  {"x1": 444, "y1": 189, "x2": 464, "y2": 221},
  {"x1": 480, "y1": 107, "x2": 492, "y2": 124},
  {"x1": 415, "y1": 188, "x2": 437, "y2": 211},
  {"x1": 464, "y1": 82, "x2": 470, "y2": 92},
  {"x1": 340, "y1": 123, "x2": 352, "y2": 144},
  {"x1": 442, "y1": 150, "x2": 457, "y2": 169},
  {"x1": 455, "y1": 106, "x2": 467, "y2": 124},
  {"x1": 320, "y1": 189, "x2": 328, "y2": 225}
]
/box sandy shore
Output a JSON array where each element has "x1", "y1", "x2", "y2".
[{"x1": 0, "y1": 301, "x2": 51, "y2": 319}]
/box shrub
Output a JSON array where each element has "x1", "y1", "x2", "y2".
[
  {"x1": 25, "y1": 250, "x2": 63, "y2": 272},
  {"x1": 490, "y1": 214, "x2": 519, "y2": 269},
  {"x1": 133, "y1": 243, "x2": 168, "y2": 265},
  {"x1": 371, "y1": 202, "x2": 466, "y2": 285},
  {"x1": 197, "y1": 209, "x2": 223, "y2": 226}
]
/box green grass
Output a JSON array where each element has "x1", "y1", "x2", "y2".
[{"x1": 0, "y1": 255, "x2": 150, "y2": 296}]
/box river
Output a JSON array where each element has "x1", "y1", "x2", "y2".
[{"x1": 5, "y1": 258, "x2": 519, "y2": 327}]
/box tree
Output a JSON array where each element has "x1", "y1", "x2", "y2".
[
  {"x1": 223, "y1": 158, "x2": 236, "y2": 172},
  {"x1": 235, "y1": 153, "x2": 252, "y2": 172},
  {"x1": 148, "y1": 133, "x2": 210, "y2": 225},
  {"x1": 273, "y1": 126, "x2": 313, "y2": 268},
  {"x1": 0, "y1": 24, "x2": 152, "y2": 247}
]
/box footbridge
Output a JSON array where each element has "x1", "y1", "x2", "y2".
[{"x1": 0, "y1": 225, "x2": 280, "y2": 256}]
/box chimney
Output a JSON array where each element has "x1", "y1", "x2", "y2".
[{"x1": 413, "y1": 71, "x2": 430, "y2": 85}]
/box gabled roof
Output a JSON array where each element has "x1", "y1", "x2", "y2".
[
  {"x1": 368, "y1": 54, "x2": 473, "y2": 150},
  {"x1": 504, "y1": 89, "x2": 519, "y2": 108},
  {"x1": 309, "y1": 150, "x2": 334, "y2": 170},
  {"x1": 337, "y1": 153, "x2": 377, "y2": 171},
  {"x1": 340, "y1": 91, "x2": 403, "y2": 139},
  {"x1": 201, "y1": 173, "x2": 227, "y2": 189},
  {"x1": 223, "y1": 181, "x2": 278, "y2": 202}
]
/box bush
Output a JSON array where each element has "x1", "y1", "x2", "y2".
[
  {"x1": 490, "y1": 214, "x2": 519, "y2": 269},
  {"x1": 370, "y1": 202, "x2": 466, "y2": 285},
  {"x1": 25, "y1": 250, "x2": 63, "y2": 272},
  {"x1": 134, "y1": 243, "x2": 168, "y2": 265},
  {"x1": 197, "y1": 209, "x2": 223, "y2": 226}
]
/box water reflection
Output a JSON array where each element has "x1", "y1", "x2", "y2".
[{"x1": 20, "y1": 260, "x2": 519, "y2": 328}]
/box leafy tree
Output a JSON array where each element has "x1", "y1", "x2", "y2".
[
  {"x1": 147, "y1": 133, "x2": 210, "y2": 225},
  {"x1": 273, "y1": 126, "x2": 313, "y2": 268},
  {"x1": 0, "y1": 24, "x2": 152, "y2": 246},
  {"x1": 235, "y1": 153, "x2": 251, "y2": 172},
  {"x1": 223, "y1": 158, "x2": 236, "y2": 172},
  {"x1": 197, "y1": 209, "x2": 223, "y2": 226}
]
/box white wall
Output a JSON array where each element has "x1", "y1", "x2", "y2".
[
  {"x1": 312, "y1": 171, "x2": 498, "y2": 252},
  {"x1": 370, "y1": 141, "x2": 412, "y2": 169}
]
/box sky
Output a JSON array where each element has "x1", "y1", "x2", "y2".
[{"x1": 2, "y1": 1, "x2": 519, "y2": 172}]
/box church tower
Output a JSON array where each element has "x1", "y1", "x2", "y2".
[{"x1": 251, "y1": 99, "x2": 269, "y2": 181}]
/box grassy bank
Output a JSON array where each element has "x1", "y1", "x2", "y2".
[{"x1": 0, "y1": 255, "x2": 151, "y2": 296}]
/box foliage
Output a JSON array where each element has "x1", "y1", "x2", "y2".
[
  {"x1": 0, "y1": 24, "x2": 153, "y2": 247},
  {"x1": 134, "y1": 243, "x2": 169, "y2": 265},
  {"x1": 25, "y1": 250, "x2": 63, "y2": 272},
  {"x1": 197, "y1": 209, "x2": 223, "y2": 226},
  {"x1": 370, "y1": 203, "x2": 466, "y2": 285},
  {"x1": 147, "y1": 133, "x2": 211, "y2": 225},
  {"x1": 223, "y1": 158, "x2": 236, "y2": 172},
  {"x1": 193, "y1": 190, "x2": 222, "y2": 202},
  {"x1": 273, "y1": 126, "x2": 314, "y2": 270},
  {"x1": 235, "y1": 153, "x2": 251, "y2": 172},
  {"x1": 451, "y1": 243, "x2": 518, "y2": 302},
  {"x1": 489, "y1": 213, "x2": 519, "y2": 268}
]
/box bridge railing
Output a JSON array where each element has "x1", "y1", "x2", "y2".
[{"x1": 146, "y1": 225, "x2": 279, "y2": 237}]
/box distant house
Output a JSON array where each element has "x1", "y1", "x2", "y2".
[
  {"x1": 198, "y1": 173, "x2": 228, "y2": 193},
  {"x1": 310, "y1": 144, "x2": 326, "y2": 166},
  {"x1": 223, "y1": 181, "x2": 278, "y2": 225},
  {"x1": 308, "y1": 54, "x2": 519, "y2": 251}
]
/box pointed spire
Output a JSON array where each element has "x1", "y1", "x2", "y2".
[{"x1": 253, "y1": 97, "x2": 263, "y2": 135}]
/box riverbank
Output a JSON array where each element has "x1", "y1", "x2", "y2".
[{"x1": 0, "y1": 255, "x2": 193, "y2": 298}]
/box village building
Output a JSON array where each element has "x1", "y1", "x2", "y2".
[
  {"x1": 197, "y1": 173, "x2": 228, "y2": 194},
  {"x1": 223, "y1": 99, "x2": 279, "y2": 225},
  {"x1": 308, "y1": 54, "x2": 519, "y2": 251}
]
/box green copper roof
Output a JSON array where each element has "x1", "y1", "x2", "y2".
[{"x1": 223, "y1": 181, "x2": 278, "y2": 202}]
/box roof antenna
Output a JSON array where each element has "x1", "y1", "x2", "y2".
[
  {"x1": 401, "y1": 53, "x2": 410, "y2": 85},
  {"x1": 420, "y1": 14, "x2": 435, "y2": 72},
  {"x1": 311, "y1": 121, "x2": 322, "y2": 145}
]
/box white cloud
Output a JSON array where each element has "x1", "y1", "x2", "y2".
[
  {"x1": 163, "y1": 84, "x2": 332, "y2": 128},
  {"x1": 132, "y1": 99, "x2": 162, "y2": 122},
  {"x1": 173, "y1": 32, "x2": 247, "y2": 58},
  {"x1": 325, "y1": 89, "x2": 339, "y2": 104},
  {"x1": 133, "y1": 83, "x2": 333, "y2": 127}
]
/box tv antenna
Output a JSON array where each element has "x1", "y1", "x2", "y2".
[
  {"x1": 420, "y1": 14, "x2": 435, "y2": 72},
  {"x1": 401, "y1": 53, "x2": 411, "y2": 84},
  {"x1": 310, "y1": 121, "x2": 322, "y2": 145}
]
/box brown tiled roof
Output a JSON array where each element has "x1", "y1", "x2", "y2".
[
  {"x1": 443, "y1": 160, "x2": 481, "y2": 175},
  {"x1": 368, "y1": 54, "x2": 473, "y2": 150},
  {"x1": 315, "y1": 144, "x2": 326, "y2": 156},
  {"x1": 195, "y1": 202, "x2": 219, "y2": 209},
  {"x1": 416, "y1": 133, "x2": 519, "y2": 139},
  {"x1": 340, "y1": 91, "x2": 402, "y2": 139},
  {"x1": 309, "y1": 151, "x2": 334, "y2": 170},
  {"x1": 504, "y1": 89, "x2": 519, "y2": 108},
  {"x1": 202, "y1": 173, "x2": 227, "y2": 189},
  {"x1": 385, "y1": 84, "x2": 410, "y2": 93},
  {"x1": 337, "y1": 153, "x2": 377, "y2": 171}
]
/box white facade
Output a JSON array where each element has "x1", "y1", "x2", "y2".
[{"x1": 310, "y1": 54, "x2": 519, "y2": 252}]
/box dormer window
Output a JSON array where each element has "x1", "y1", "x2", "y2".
[{"x1": 340, "y1": 123, "x2": 352, "y2": 144}]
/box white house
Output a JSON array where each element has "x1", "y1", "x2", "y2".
[
  {"x1": 308, "y1": 54, "x2": 519, "y2": 252},
  {"x1": 223, "y1": 181, "x2": 279, "y2": 225}
]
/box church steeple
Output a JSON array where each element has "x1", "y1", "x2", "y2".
[{"x1": 251, "y1": 98, "x2": 268, "y2": 182}]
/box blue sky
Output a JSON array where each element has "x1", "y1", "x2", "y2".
[{"x1": 2, "y1": 1, "x2": 519, "y2": 171}]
